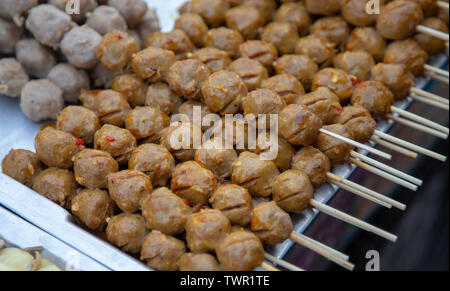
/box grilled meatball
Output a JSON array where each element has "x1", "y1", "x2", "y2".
[
  {"x1": 415, "y1": 17, "x2": 449, "y2": 55},
  {"x1": 384, "y1": 39, "x2": 429, "y2": 76},
  {"x1": 171, "y1": 161, "x2": 217, "y2": 206},
  {"x1": 140, "y1": 230, "x2": 186, "y2": 271},
  {"x1": 178, "y1": 100, "x2": 214, "y2": 131},
  {"x1": 166, "y1": 59, "x2": 211, "y2": 100},
  {"x1": 228, "y1": 58, "x2": 268, "y2": 91},
  {"x1": 316, "y1": 124, "x2": 354, "y2": 165},
  {"x1": 47, "y1": 64, "x2": 89, "y2": 103},
  {"x1": 225, "y1": 5, "x2": 264, "y2": 40},
  {"x1": 191, "y1": 48, "x2": 232, "y2": 73},
  {"x1": 137, "y1": 7, "x2": 160, "y2": 39},
  {"x1": 243, "y1": 88, "x2": 286, "y2": 125},
  {"x1": 275, "y1": 54, "x2": 318, "y2": 90},
  {"x1": 334, "y1": 105, "x2": 377, "y2": 143},
  {"x1": 56, "y1": 106, "x2": 101, "y2": 144},
  {"x1": 292, "y1": 146, "x2": 330, "y2": 188},
  {"x1": 74, "y1": 149, "x2": 119, "y2": 189},
  {"x1": 210, "y1": 184, "x2": 252, "y2": 226},
  {"x1": 145, "y1": 83, "x2": 182, "y2": 115},
  {"x1": 407, "y1": 0, "x2": 438, "y2": 17},
  {"x1": 296, "y1": 34, "x2": 336, "y2": 67},
  {"x1": 351, "y1": 81, "x2": 394, "y2": 118},
  {"x1": 216, "y1": 230, "x2": 264, "y2": 271},
  {"x1": 178, "y1": 253, "x2": 221, "y2": 271},
  {"x1": 98, "y1": 30, "x2": 139, "y2": 71},
  {"x1": 311, "y1": 68, "x2": 357, "y2": 103},
  {"x1": 346, "y1": 27, "x2": 387, "y2": 62},
  {"x1": 175, "y1": 13, "x2": 208, "y2": 47},
  {"x1": 142, "y1": 187, "x2": 191, "y2": 235},
  {"x1": 160, "y1": 122, "x2": 203, "y2": 162},
  {"x1": 71, "y1": 189, "x2": 114, "y2": 230},
  {"x1": 15, "y1": 39, "x2": 56, "y2": 79},
  {"x1": 32, "y1": 168, "x2": 77, "y2": 207},
  {"x1": 111, "y1": 73, "x2": 147, "y2": 107},
  {"x1": 210, "y1": 117, "x2": 251, "y2": 151},
  {"x1": 107, "y1": 0, "x2": 147, "y2": 29},
  {"x1": 376, "y1": 0, "x2": 423, "y2": 40},
  {"x1": 49, "y1": 0, "x2": 97, "y2": 23},
  {"x1": 297, "y1": 87, "x2": 343, "y2": 125},
  {"x1": 86, "y1": 5, "x2": 128, "y2": 36},
  {"x1": 0, "y1": 0, "x2": 37, "y2": 25},
  {"x1": 250, "y1": 201, "x2": 293, "y2": 244},
  {"x1": 0, "y1": 58, "x2": 29, "y2": 98},
  {"x1": 195, "y1": 137, "x2": 239, "y2": 179},
  {"x1": 254, "y1": 132, "x2": 294, "y2": 172},
  {"x1": 274, "y1": 2, "x2": 311, "y2": 35},
  {"x1": 131, "y1": 47, "x2": 176, "y2": 82},
  {"x1": 205, "y1": 27, "x2": 244, "y2": 57},
  {"x1": 190, "y1": 0, "x2": 230, "y2": 27},
  {"x1": 106, "y1": 213, "x2": 147, "y2": 254},
  {"x1": 242, "y1": 0, "x2": 277, "y2": 22},
  {"x1": 342, "y1": 0, "x2": 378, "y2": 26},
  {"x1": 2, "y1": 149, "x2": 42, "y2": 187},
  {"x1": 128, "y1": 144, "x2": 175, "y2": 187},
  {"x1": 144, "y1": 30, "x2": 194, "y2": 60},
  {"x1": 278, "y1": 104, "x2": 322, "y2": 146},
  {"x1": 186, "y1": 209, "x2": 231, "y2": 252},
  {"x1": 310, "y1": 16, "x2": 349, "y2": 46},
  {"x1": 94, "y1": 125, "x2": 137, "y2": 164},
  {"x1": 333, "y1": 50, "x2": 375, "y2": 81},
  {"x1": 35, "y1": 127, "x2": 83, "y2": 169},
  {"x1": 305, "y1": 0, "x2": 341, "y2": 15},
  {"x1": 261, "y1": 74, "x2": 305, "y2": 105},
  {"x1": 261, "y1": 22, "x2": 298, "y2": 55},
  {"x1": 238, "y1": 41, "x2": 278, "y2": 69},
  {"x1": 273, "y1": 170, "x2": 314, "y2": 213},
  {"x1": 125, "y1": 106, "x2": 170, "y2": 142},
  {"x1": 61, "y1": 26, "x2": 102, "y2": 69},
  {"x1": 231, "y1": 151, "x2": 280, "y2": 197},
  {"x1": 371, "y1": 63, "x2": 415, "y2": 101}
]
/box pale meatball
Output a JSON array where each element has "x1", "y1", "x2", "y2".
[
  {"x1": 86, "y1": 5, "x2": 128, "y2": 36},
  {"x1": 0, "y1": 58, "x2": 29, "y2": 98},
  {"x1": 15, "y1": 39, "x2": 57, "y2": 79},
  {"x1": 61, "y1": 26, "x2": 102, "y2": 69},
  {"x1": 48, "y1": 64, "x2": 90, "y2": 103}
]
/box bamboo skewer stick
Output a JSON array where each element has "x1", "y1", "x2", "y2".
[
  {"x1": 260, "y1": 261, "x2": 280, "y2": 271},
  {"x1": 370, "y1": 136, "x2": 418, "y2": 159},
  {"x1": 293, "y1": 232, "x2": 350, "y2": 261},
  {"x1": 310, "y1": 200, "x2": 398, "y2": 242},
  {"x1": 410, "y1": 94, "x2": 450, "y2": 111},
  {"x1": 390, "y1": 106, "x2": 449, "y2": 134},
  {"x1": 423, "y1": 64, "x2": 449, "y2": 79},
  {"x1": 438, "y1": 1, "x2": 449, "y2": 9},
  {"x1": 411, "y1": 87, "x2": 449, "y2": 105},
  {"x1": 386, "y1": 114, "x2": 448, "y2": 140},
  {"x1": 264, "y1": 253, "x2": 304, "y2": 271},
  {"x1": 330, "y1": 179, "x2": 392, "y2": 208},
  {"x1": 417, "y1": 25, "x2": 449, "y2": 41},
  {"x1": 425, "y1": 71, "x2": 450, "y2": 84}
]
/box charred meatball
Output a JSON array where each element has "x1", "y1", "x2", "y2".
[
  {"x1": 73, "y1": 149, "x2": 119, "y2": 189},
  {"x1": 238, "y1": 40, "x2": 278, "y2": 69},
  {"x1": 296, "y1": 87, "x2": 343, "y2": 125},
  {"x1": 292, "y1": 146, "x2": 330, "y2": 188},
  {"x1": 334, "y1": 105, "x2": 377, "y2": 143},
  {"x1": 57, "y1": 106, "x2": 101, "y2": 144},
  {"x1": 71, "y1": 189, "x2": 114, "y2": 230},
  {"x1": 210, "y1": 184, "x2": 253, "y2": 226},
  {"x1": 228, "y1": 58, "x2": 268, "y2": 91},
  {"x1": 2, "y1": 149, "x2": 42, "y2": 187},
  {"x1": 106, "y1": 213, "x2": 147, "y2": 254},
  {"x1": 94, "y1": 125, "x2": 137, "y2": 164}
]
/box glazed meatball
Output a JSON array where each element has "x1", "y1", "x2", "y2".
[
  {"x1": 310, "y1": 16, "x2": 349, "y2": 46},
  {"x1": 0, "y1": 58, "x2": 29, "y2": 98},
  {"x1": 129, "y1": 143, "x2": 175, "y2": 187},
  {"x1": 175, "y1": 13, "x2": 208, "y2": 47},
  {"x1": 137, "y1": 7, "x2": 160, "y2": 40},
  {"x1": 406, "y1": 0, "x2": 438, "y2": 17},
  {"x1": 106, "y1": 213, "x2": 147, "y2": 254},
  {"x1": 61, "y1": 26, "x2": 102, "y2": 69},
  {"x1": 2, "y1": 149, "x2": 42, "y2": 187},
  {"x1": 296, "y1": 87, "x2": 343, "y2": 125},
  {"x1": 125, "y1": 106, "x2": 170, "y2": 142},
  {"x1": 177, "y1": 100, "x2": 214, "y2": 131},
  {"x1": 142, "y1": 187, "x2": 191, "y2": 235},
  {"x1": 56, "y1": 106, "x2": 101, "y2": 144},
  {"x1": 205, "y1": 27, "x2": 244, "y2": 57},
  {"x1": 296, "y1": 35, "x2": 336, "y2": 67},
  {"x1": 71, "y1": 189, "x2": 114, "y2": 230},
  {"x1": 311, "y1": 68, "x2": 357, "y2": 103},
  {"x1": 272, "y1": 170, "x2": 314, "y2": 213},
  {"x1": 292, "y1": 146, "x2": 330, "y2": 188},
  {"x1": 242, "y1": 0, "x2": 277, "y2": 22},
  {"x1": 186, "y1": 209, "x2": 231, "y2": 253},
  {"x1": 32, "y1": 168, "x2": 77, "y2": 207},
  {"x1": 195, "y1": 137, "x2": 238, "y2": 179},
  {"x1": 305, "y1": 0, "x2": 341, "y2": 15},
  {"x1": 15, "y1": 39, "x2": 56, "y2": 79},
  {"x1": 275, "y1": 54, "x2": 318, "y2": 90},
  {"x1": 86, "y1": 5, "x2": 128, "y2": 36},
  {"x1": 140, "y1": 231, "x2": 186, "y2": 271},
  {"x1": 274, "y1": 2, "x2": 311, "y2": 35},
  {"x1": 415, "y1": 17, "x2": 449, "y2": 55},
  {"x1": 171, "y1": 161, "x2": 217, "y2": 206},
  {"x1": 0, "y1": 18, "x2": 23, "y2": 54},
  {"x1": 346, "y1": 27, "x2": 387, "y2": 62},
  {"x1": 371, "y1": 63, "x2": 415, "y2": 101},
  {"x1": 210, "y1": 184, "x2": 252, "y2": 226},
  {"x1": 261, "y1": 74, "x2": 305, "y2": 105},
  {"x1": 160, "y1": 122, "x2": 203, "y2": 162},
  {"x1": 225, "y1": 5, "x2": 265, "y2": 40},
  {"x1": 228, "y1": 58, "x2": 268, "y2": 91},
  {"x1": 73, "y1": 149, "x2": 119, "y2": 188},
  {"x1": 334, "y1": 105, "x2": 377, "y2": 143},
  {"x1": 316, "y1": 124, "x2": 355, "y2": 165},
  {"x1": 202, "y1": 70, "x2": 247, "y2": 115},
  {"x1": 145, "y1": 83, "x2": 182, "y2": 115},
  {"x1": 25, "y1": 4, "x2": 73, "y2": 48},
  {"x1": 191, "y1": 48, "x2": 232, "y2": 73},
  {"x1": 94, "y1": 125, "x2": 137, "y2": 164},
  {"x1": 107, "y1": 0, "x2": 147, "y2": 28},
  {"x1": 35, "y1": 127, "x2": 83, "y2": 169},
  {"x1": 98, "y1": 30, "x2": 139, "y2": 71},
  {"x1": 384, "y1": 39, "x2": 429, "y2": 76},
  {"x1": 48, "y1": 64, "x2": 89, "y2": 103},
  {"x1": 231, "y1": 151, "x2": 280, "y2": 197},
  {"x1": 216, "y1": 230, "x2": 264, "y2": 271},
  {"x1": 238, "y1": 41, "x2": 278, "y2": 69},
  {"x1": 111, "y1": 73, "x2": 147, "y2": 107},
  {"x1": 243, "y1": 88, "x2": 286, "y2": 124},
  {"x1": 342, "y1": 0, "x2": 378, "y2": 27},
  {"x1": 351, "y1": 81, "x2": 394, "y2": 118},
  {"x1": 376, "y1": 0, "x2": 423, "y2": 40},
  {"x1": 167, "y1": 59, "x2": 211, "y2": 100},
  {"x1": 178, "y1": 253, "x2": 221, "y2": 271},
  {"x1": 144, "y1": 30, "x2": 194, "y2": 60},
  {"x1": 254, "y1": 131, "x2": 294, "y2": 172},
  {"x1": 333, "y1": 50, "x2": 375, "y2": 81},
  {"x1": 131, "y1": 47, "x2": 176, "y2": 82},
  {"x1": 278, "y1": 104, "x2": 323, "y2": 146},
  {"x1": 261, "y1": 22, "x2": 298, "y2": 55},
  {"x1": 190, "y1": 0, "x2": 230, "y2": 27},
  {"x1": 0, "y1": 0, "x2": 37, "y2": 25}
]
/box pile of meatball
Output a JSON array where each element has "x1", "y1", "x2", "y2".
[{"x1": 1, "y1": 0, "x2": 449, "y2": 271}]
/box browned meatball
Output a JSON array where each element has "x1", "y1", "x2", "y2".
[
  {"x1": 376, "y1": 0, "x2": 423, "y2": 40},
  {"x1": 351, "y1": 81, "x2": 394, "y2": 118},
  {"x1": 243, "y1": 89, "x2": 286, "y2": 124},
  {"x1": 254, "y1": 132, "x2": 294, "y2": 172},
  {"x1": 228, "y1": 58, "x2": 268, "y2": 91},
  {"x1": 195, "y1": 137, "x2": 239, "y2": 179},
  {"x1": 274, "y1": 2, "x2": 311, "y2": 35},
  {"x1": 297, "y1": 87, "x2": 343, "y2": 125},
  {"x1": 142, "y1": 187, "x2": 191, "y2": 235},
  {"x1": 191, "y1": 0, "x2": 230, "y2": 27},
  {"x1": 35, "y1": 127, "x2": 83, "y2": 169},
  {"x1": 261, "y1": 22, "x2": 298, "y2": 55},
  {"x1": 178, "y1": 253, "x2": 221, "y2": 271},
  {"x1": 275, "y1": 54, "x2": 318, "y2": 90},
  {"x1": 310, "y1": 16, "x2": 349, "y2": 46},
  {"x1": 216, "y1": 230, "x2": 264, "y2": 271},
  {"x1": 342, "y1": 0, "x2": 378, "y2": 27},
  {"x1": 71, "y1": 189, "x2": 114, "y2": 230},
  {"x1": 160, "y1": 122, "x2": 203, "y2": 162},
  {"x1": 144, "y1": 30, "x2": 194, "y2": 60},
  {"x1": 125, "y1": 106, "x2": 170, "y2": 142},
  {"x1": 242, "y1": 0, "x2": 277, "y2": 22},
  {"x1": 261, "y1": 74, "x2": 305, "y2": 105},
  {"x1": 131, "y1": 47, "x2": 176, "y2": 82},
  {"x1": 371, "y1": 63, "x2": 415, "y2": 101},
  {"x1": 98, "y1": 30, "x2": 139, "y2": 71},
  {"x1": 106, "y1": 213, "x2": 147, "y2": 254},
  {"x1": 278, "y1": 104, "x2": 323, "y2": 146},
  {"x1": 32, "y1": 168, "x2": 77, "y2": 207},
  {"x1": 73, "y1": 149, "x2": 119, "y2": 189},
  {"x1": 205, "y1": 27, "x2": 244, "y2": 57},
  {"x1": 231, "y1": 151, "x2": 280, "y2": 197},
  {"x1": 175, "y1": 13, "x2": 208, "y2": 47},
  {"x1": 202, "y1": 70, "x2": 247, "y2": 115},
  {"x1": 292, "y1": 146, "x2": 330, "y2": 188},
  {"x1": 272, "y1": 170, "x2": 314, "y2": 213},
  {"x1": 145, "y1": 83, "x2": 182, "y2": 115},
  {"x1": 333, "y1": 50, "x2": 375, "y2": 81},
  {"x1": 334, "y1": 105, "x2": 377, "y2": 143},
  {"x1": 210, "y1": 117, "x2": 252, "y2": 151},
  {"x1": 191, "y1": 48, "x2": 232, "y2": 73},
  {"x1": 315, "y1": 124, "x2": 355, "y2": 165},
  {"x1": 296, "y1": 34, "x2": 336, "y2": 67},
  {"x1": 225, "y1": 5, "x2": 264, "y2": 40},
  {"x1": 384, "y1": 39, "x2": 429, "y2": 76},
  {"x1": 305, "y1": 0, "x2": 341, "y2": 15},
  {"x1": 140, "y1": 230, "x2": 186, "y2": 271},
  {"x1": 166, "y1": 59, "x2": 211, "y2": 100},
  {"x1": 415, "y1": 17, "x2": 449, "y2": 55},
  {"x1": 111, "y1": 74, "x2": 147, "y2": 107},
  {"x1": 238, "y1": 40, "x2": 278, "y2": 69},
  {"x1": 346, "y1": 27, "x2": 387, "y2": 62},
  {"x1": 94, "y1": 125, "x2": 136, "y2": 164},
  {"x1": 56, "y1": 106, "x2": 101, "y2": 145},
  {"x1": 407, "y1": 0, "x2": 438, "y2": 17},
  {"x1": 250, "y1": 201, "x2": 293, "y2": 244},
  {"x1": 129, "y1": 144, "x2": 175, "y2": 187},
  {"x1": 210, "y1": 184, "x2": 252, "y2": 226},
  {"x1": 311, "y1": 68, "x2": 358, "y2": 103},
  {"x1": 2, "y1": 149, "x2": 42, "y2": 187},
  {"x1": 186, "y1": 209, "x2": 231, "y2": 252},
  {"x1": 177, "y1": 100, "x2": 214, "y2": 131}
]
